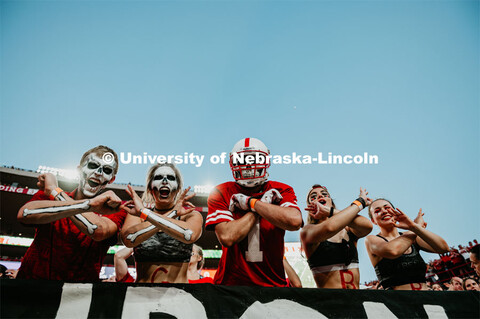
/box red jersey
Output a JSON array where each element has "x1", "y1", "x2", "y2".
[
  {"x1": 117, "y1": 271, "x2": 135, "y2": 283},
  {"x1": 17, "y1": 190, "x2": 127, "y2": 282},
  {"x1": 206, "y1": 181, "x2": 301, "y2": 287}
]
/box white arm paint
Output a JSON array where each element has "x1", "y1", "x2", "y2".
[
  {"x1": 55, "y1": 192, "x2": 98, "y2": 235},
  {"x1": 143, "y1": 209, "x2": 193, "y2": 241},
  {"x1": 126, "y1": 210, "x2": 180, "y2": 243},
  {"x1": 23, "y1": 200, "x2": 91, "y2": 217}
]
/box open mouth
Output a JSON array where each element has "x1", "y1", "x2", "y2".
[
  {"x1": 158, "y1": 187, "x2": 171, "y2": 198},
  {"x1": 319, "y1": 199, "x2": 326, "y2": 205},
  {"x1": 381, "y1": 214, "x2": 393, "y2": 221},
  {"x1": 87, "y1": 179, "x2": 100, "y2": 188}
]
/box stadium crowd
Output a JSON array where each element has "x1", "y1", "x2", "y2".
[{"x1": 1, "y1": 141, "x2": 479, "y2": 292}]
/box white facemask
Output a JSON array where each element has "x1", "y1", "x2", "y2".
[
  {"x1": 150, "y1": 166, "x2": 178, "y2": 199},
  {"x1": 79, "y1": 154, "x2": 116, "y2": 197}
]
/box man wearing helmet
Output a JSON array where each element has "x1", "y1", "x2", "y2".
[
  {"x1": 206, "y1": 138, "x2": 303, "y2": 286},
  {"x1": 16, "y1": 145, "x2": 127, "y2": 282}
]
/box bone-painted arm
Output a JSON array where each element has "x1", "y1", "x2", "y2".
[
  {"x1": 122, "y1": 185, "x2": 203, "y2": 245},
  {"x1": 122, "y1": 208, "x2": 203, "y2": 245},
  {"x1": 18, "y1": 199, "x2": 92, "y2": 224},
  {"x1": 120, "y1": 209, "x2": 181, "y2": 246},
  {"x1": 120, "y1": 214, "x2": 160, "y2": 247},
  {"x1": 58, "y1": 191, "x2": 123, "y2": 242},
  {"x1": 18, "y1": 187, "x2": 122, "y2": 241}
]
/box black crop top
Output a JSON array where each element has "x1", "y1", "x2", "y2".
[
  {"x1": 134, "y1": 232, "x2": 193, "y2": 263},
  {"x1": 374, "y1": 234, "x2": 426, "y2": 289},
  {"x1": 307, "y1": 230, "x2": 359, "y2": 272}
]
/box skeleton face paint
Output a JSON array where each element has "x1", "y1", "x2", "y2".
[
  {"x1": 150, "y1": 166, "x2": 178, "y2": 200},
  {"x1": 79, "y1": 154, "x2": 116, "y2": 197}
]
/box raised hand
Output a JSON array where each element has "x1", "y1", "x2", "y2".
[
  {"x1": 174, "y1": 187, "x2": 196, "y2": 217},
  {"x1": 121, "y1": 185, "x2": 144, "y2": 217},
  {"x1": 305, "y1": 201, "x2": 330, "y2": 220},
  {"x1": 414, "y1": 208, "x2": 427, "y2": 228},
  {"x1": 389, "y1": 207, "x2": 416, "y2": 230},
  {"x1": 229, "y1": 193, "x2": 251, "y2": 211},
  {"x1": 37, "y1": 173, "x2": 58, "y2": 196},
  {"x1": 260, "y1": 189, "x2": 283, "y2": 205},
  {"x1": 89, "y1": 190, "x2": 122, "y2": 215},
  {"x1": 359, "y1": 187, "x2": 372, "y2": 207}
]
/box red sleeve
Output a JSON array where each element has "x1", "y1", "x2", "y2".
[
  {"x1": 104, "y1": 209, "x2": 127, "y2": 231},
  {"x1": 19, "y1": 191, "x2": 52, "y2": 227},
  {"x1": 205, "y1": 187, "x2": 233, "y2": 230},
  {"x1": 28, "y1": 190, "x2": 50, "y2": 203},
  {"x1": 278, "y1": 186, "x2": 301, "y2": 212}
]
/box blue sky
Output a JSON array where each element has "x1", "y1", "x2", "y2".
[{"x1": 1, "y1": 0, "x2": 478, "y2": 282}]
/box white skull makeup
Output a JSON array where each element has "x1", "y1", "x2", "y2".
[
  {"x1": 79, "y1": 154, "x2": 116, "y2": 197},
  {"x1": 150, "y1": 166, "x2": 178, "y2": 200}
]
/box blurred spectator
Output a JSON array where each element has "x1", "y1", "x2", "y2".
[
  {"x1": 188, "y1": 244, "x2": 213, "y2": 284},
  {"x1": 447, "y1": 277, "x2": 463, "y2": 291},
  {"x1": 432, "y1": 283, "x2": 444, "y2": 291},
  {"x1": 463, "y1": 277, "x2": 479, "y2": 291},
  {"x1": 115, "y1": 247, "x2": 135, "y2": 283}
]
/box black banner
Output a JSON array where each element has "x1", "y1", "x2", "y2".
[{"x1": 1, "y1": 279, "x2": 479, "y2": 318}]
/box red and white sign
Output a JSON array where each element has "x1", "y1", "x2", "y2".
[{"x1": 0, "y1": 184, "x2": 38, "y2": 195}]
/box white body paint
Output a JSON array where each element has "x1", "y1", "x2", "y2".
[
  {"x1": 74, "y1": 214, "x2": 98, "y2": 235},
  {"x1": 53, "y1": 190, "x2": 98, "y2": 234},
  {"x1": 23, "y1": 200, "x2": 90, "y2": 217},
  {"x1": 127, "y1": 225, "x2": 156, "y2": 243},
  {"x1": 126, "y1": 210, "x2": 178, "y2": 243},
  {"x1": 145, "y1": 209, "x2": 193, "y2": 241},
  {"x1": 79, "y1": 154, "x2": 116, "y2": 197}
]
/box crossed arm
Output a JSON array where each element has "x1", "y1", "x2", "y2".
[
  {"x1": 17, "y1": 173, "x2": 122, "y2": 241},
  {"x1": 215, "y1": 193, "x2": 302, "y2": 247},
  {"x1": 120, "y1": 185, "x2": 203, "y2": 246},
  {"x1": 301, "y1": 188, "x2": 373, "y2": 245}
]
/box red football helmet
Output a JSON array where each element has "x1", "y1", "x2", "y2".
[{"x1": 229, "y1": 137, "x2": 270, "y2": 187}]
